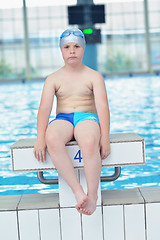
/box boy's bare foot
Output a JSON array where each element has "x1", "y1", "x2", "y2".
[
  {"x1": 74, "y1": 190, "x2": 88, "y2": 212},
  {"x1": 79, "y1": 195, "x2": 98, "y2": 215}
]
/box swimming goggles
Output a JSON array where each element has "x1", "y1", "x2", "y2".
[{"x1": 60, "y1": 30, "x2": 84, "y2": 39}]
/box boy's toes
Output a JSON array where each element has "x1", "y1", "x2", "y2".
[
  {"x1": 82, "y1": 208, "x2": 91, "y2": 215},
  {"x1": 76, "y1": 207, "x2": 91, "y2": 215},
  {"x1": 77, "y1": 207, "x2": 84, "y2": 214}
]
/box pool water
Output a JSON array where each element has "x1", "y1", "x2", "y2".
[{"x1": 0, "y1": 75, "x2": 160, "y2": 195}]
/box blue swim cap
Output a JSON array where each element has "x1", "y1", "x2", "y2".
[{"x1": 60, "y1": 28, "x2": 86, "y2": 51}]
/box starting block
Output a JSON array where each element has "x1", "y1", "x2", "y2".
[{"x1": 11, "y1": 132, "x2": 145, "y2": 208}]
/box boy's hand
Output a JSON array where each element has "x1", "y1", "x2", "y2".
[
  {"x1": 99, "y1": 137, "x2": 111, "y2": 160},
  {"x1": 34, "y1": 139, "x2": 46, "y2": 162}
]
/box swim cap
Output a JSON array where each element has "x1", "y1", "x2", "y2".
[{"x1": 60, "y1": 28, "x2": 86, "y2": 51}]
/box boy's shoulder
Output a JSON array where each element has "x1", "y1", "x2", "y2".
[
  {"x1": 84, "y1": 66, "x2": 103, "y2": 81},
  {"x1": 45, "y1": 68, "x2": 63, "y2": 84}
]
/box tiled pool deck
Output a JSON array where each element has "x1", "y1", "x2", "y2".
[{"x1": 0, "y1": 187, "x2": 160, "y2": 239}]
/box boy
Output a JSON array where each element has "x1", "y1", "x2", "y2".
[{"x1": 34, "y1": 28, "x2": 110, "y2": 215}]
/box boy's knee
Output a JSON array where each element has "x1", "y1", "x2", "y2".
[
  {"x1": 81, "y1": 135, "x2": 99, "y2": 153},
  {"x1": 45, "y1": 132, "x2": 61, "y2": 150}
]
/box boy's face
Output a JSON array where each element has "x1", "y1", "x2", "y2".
[{"x1": 62, "y1": 42, "x2": 84, "y2": 65}]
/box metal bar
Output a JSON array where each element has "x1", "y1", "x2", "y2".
[
  {"x1": 22, "y1": 0, "x2": 31, "y2": 80},
  {"x1": 37, "y1": 167, "x2": 121, "y2": 185},
  {"x1": 100, "y1": 167, "x2": 121, "y2": 182},
  {"x1": 144, "y1": 0, "x2": 151, "y2": 72},
  {"x1": 37, "y1": 171, "x2": 58, "y2": 185}
]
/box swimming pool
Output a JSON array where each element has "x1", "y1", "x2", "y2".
[{"x1": 0, "y1": 75, "x2": 160, "y2": 195}]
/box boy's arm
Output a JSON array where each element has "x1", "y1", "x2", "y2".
[
  {"x1": 93, "y1": 73, "x2": 110, "y2": 160},
  {"x1": 34, "y1": 76, "x2": 56, "y2": 162}
]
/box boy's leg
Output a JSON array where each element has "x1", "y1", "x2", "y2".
[
  {"x1": 74, "y1": 120, "x2": 101, "y2": 215},
  {"x1": 45, "y1": 120, "x2": 87, "y2": 208}
]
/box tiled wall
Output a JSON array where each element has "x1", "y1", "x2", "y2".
[{"x1": 0, "y1": 187, "x2": 160, "y2": 240}]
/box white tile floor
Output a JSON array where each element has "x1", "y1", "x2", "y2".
[{"x1": 1, "y1": 187, "x2": 160, "y2": 240}]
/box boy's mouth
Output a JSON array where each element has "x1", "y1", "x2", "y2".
[{"x1": 69, "y1": 56, "x2": 77, "y2": 60}]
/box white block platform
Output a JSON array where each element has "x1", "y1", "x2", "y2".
[
  {"x1": 9, "y1": 132, "x2": 146, "y2": 240},
  {"x1": 11, "y1": 133, "x2": 145, "y2": 172},
  {"x1": 11, "y1": 132, "x2": 145, "y2": 207}
]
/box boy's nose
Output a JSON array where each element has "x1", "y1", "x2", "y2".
[{"x1": 70, "y1": 47, "x2": 75, "y2": 53}]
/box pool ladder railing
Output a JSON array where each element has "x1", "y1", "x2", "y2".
[{"x1": 37, "y1": 167, "x2": 121, "y2": 185}]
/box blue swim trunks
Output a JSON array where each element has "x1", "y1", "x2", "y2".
[{"x1": 49, "y1": 112, "x2": 100, "y2": 127}]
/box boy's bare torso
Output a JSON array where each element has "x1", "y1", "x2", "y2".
[{"x1": 50, "y1": 66, "x2": 97, "y2": 115}]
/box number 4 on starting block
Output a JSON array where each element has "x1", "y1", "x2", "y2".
[{"x1": 74, "y1": 150, "x2": 83, "y2": 163}]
